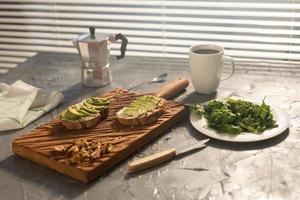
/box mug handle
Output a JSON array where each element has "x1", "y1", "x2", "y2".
[{"x1": 221, "y1": 56, "x2": 235, "y2": 81}]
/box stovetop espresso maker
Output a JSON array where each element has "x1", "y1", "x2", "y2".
[{"x1": 72, "y1": 26, "x2": 128, "y2": 87}]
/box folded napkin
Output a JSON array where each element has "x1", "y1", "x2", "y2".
[{"x1": 0, "y1": 80, "x2": 64, "y2": 131}]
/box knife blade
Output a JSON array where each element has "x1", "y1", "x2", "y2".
[
  {"x1": 176, "y1": 139, "x2": 209, "y2": 156},
  {"x1": 128, "y1": 139, "x2": 209, "y2": 173}
]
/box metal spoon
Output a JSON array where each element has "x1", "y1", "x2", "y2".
[{"x1": 127, "y1": 73, "x2": 168, "y2": 90}]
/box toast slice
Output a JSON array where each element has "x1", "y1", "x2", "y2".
[
  {"x1": 59, "y1": 97, "x2": 110, "y2": 130},
  {"x1": 60, "y1": 112, "x2": 102, "y2": 130},
  {"x1": 117, "y1": 95, "x2": 166, "y2": 126}
]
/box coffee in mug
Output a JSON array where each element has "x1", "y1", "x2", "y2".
[
  {"x1": 189, "y1": 44, "x2": 235, "y2": 94},
  {"x1": 192, "y1": 49, "x2": 220, "y2": 54}
]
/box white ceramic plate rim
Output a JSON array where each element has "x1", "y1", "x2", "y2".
[{"x1": 190, "y1": 100, "x2": 290, "y2": 142}]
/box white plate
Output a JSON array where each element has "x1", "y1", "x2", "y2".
[{"x1": 190, "y1": 102, "x2": 290, "y2": 142}]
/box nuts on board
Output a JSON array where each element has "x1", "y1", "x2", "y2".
[{"x1": 53, "y1": 138, "x2": 114, "y2": 165}]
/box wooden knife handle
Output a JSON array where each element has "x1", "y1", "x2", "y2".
[
  {"x1": 153, "y1": 77, "x2": 189, "y2": 99},
  {"x1": 128, "y1": 148, "x2": 176, "y2": 173}
]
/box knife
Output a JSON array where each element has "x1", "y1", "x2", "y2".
[{"x1": 128, "y1": 139, "x2": 209, "y2": 173}]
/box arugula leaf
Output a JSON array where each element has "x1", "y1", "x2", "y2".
[
  {"x1": 189, "y1": 98, "x2": 278, "y2": 135},
  {"x1": 186, "y1": 104, "x2": 203, "y2": 118}
]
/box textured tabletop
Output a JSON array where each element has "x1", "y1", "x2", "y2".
[{"x1": 0, "y1": 53, "x2": 299, "y2": 200}]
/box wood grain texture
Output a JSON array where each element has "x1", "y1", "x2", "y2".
[{"x1": 12, "y1": 89, "x2": 187, "y2": 182}]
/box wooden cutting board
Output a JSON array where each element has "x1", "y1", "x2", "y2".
[{"x1": 12, "y1": 78, "x2": 189, "y2": 183}]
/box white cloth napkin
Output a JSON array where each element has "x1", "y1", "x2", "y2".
[{"x1": 0, "y1": 80, "x2": 64, "y2": 131}]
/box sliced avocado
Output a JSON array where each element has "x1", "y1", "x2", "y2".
[
  {"x1": 78, "y1": 109, "x2": 94, "y2": 116},
  {"x1": 123, "y1": 107, "x2": 144, "y2": 118},
  {"x1": 68, "y1": 105, "x2": 87, "y2": 117},
  {"x1": 132, "y1": 101, "x2": 155, "y2": 111},
  {"x1": 86, "y1": 97, "x2": 110, "y2": 106},
  {"x1": 139, "y1": 95, "x2": 158, "y2": 101},
  {"x1": 60, "y1": 110, "x2": 81, "y2": 121},
  {"x1": 59, "y1": 110, "x2": 69, "y2": 120},
  {"x1": 131, "y1": 106, "x2": 147, "y2": 114},
  {"x1": 146, "y1": 97, "x2": 160, "y2": 105},
  {"x1": 85, "y1": 99, "x2": 108, "y2": 111},
  {"x1": 92, "y1": 105, "x2": 104, "y2": 111},
  {"x1": 125, "y1": 95, "x2": 161, "y2": 117},
  {"x1": 83, "y1": 100, "x2": 91, "y2": 108},
  {"x1": 59, "y1": 97, "x2": 110, "y2": 122},
  {"x1": 137, "y1": 95, "x2": 160, "y2": 105},
  {"x1": 131, "y1": 103, "x2": 146, "y2": 109},
  {"x1": 96, "y1": 97, "x2": 110, "y2": 106},
  {"x1": 82, "y1": 104, "x2": 98, "y2": 114}
]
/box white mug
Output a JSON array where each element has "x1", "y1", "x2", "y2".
[{"x1": 189, "y1": 44, "x2": 235, "y2": 94}]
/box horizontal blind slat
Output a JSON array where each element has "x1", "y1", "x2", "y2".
[
  {"x1": 122, "y1": 50, "x2": 300, "y2": 60},
  {"x1": 0, "y1": 30, "x2": 300, "y2": 44},
  {"x1": 1, "y1": 24, "x2": 300, "y2": 36},
  {"x1": 2, "y1": 36, "x2": 300, "y2": 52},
  {"x1": 2, "y1": 42, "x2": 299, "y2": 60},
  {"x1": 1, "y1": 1, "x2": 300, "y2": 9},
  {"x1": 1, "y1": 9, "x2": 300, "y2": 18},
  {"x1": 1, "y1": 17, "x2": 300, "y2": 27}
]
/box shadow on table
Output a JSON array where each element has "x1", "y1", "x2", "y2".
[
  {"x1": 125, "y1": 119, "x2": 289, "y2": 179},
  {"x1": 181, "y1": 91, "x2": 217, "y2": 104},
  {"x1": 0, "y1": 155, "x2": 95, "y2": 199}
]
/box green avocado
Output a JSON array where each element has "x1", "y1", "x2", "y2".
[
  {"x1": 132, "y1": 101, "x2": 155, "y2": 111},
  {"x1": 131, "y1": 103, "x2": 147, "y2": 111},
  {"x1": 123, "y1": 95, "x2": 161, "y2": 117},
  {"x1": 59, "y1": 97, "x2": 110, "y2": 121},
  {"x1": 95, "y1": 97, "x2": 110, "y2": 106},
  {"x1": 139, "y1": 96, "x2": 160, "y2": 106},
  {"x1": 60, "y1": 110, "x2": 81, "y2": 121},
  {"x1": 85, "y1": 97, "x2": 110, "y2": 106},
  {"x1": 94, "y1": 105, "x2": 103, "y2": 111},
  {"x1": 78, "y1": 109, "x2": 93, "y2": 116},
  {"x1": 123, "y1": 107, "x2": 144, "y2": 118},
  {"x1": 82, "y1": 104, "x2": 98, "y2": 114},
  {"x1": 68, "y1": 105, "x2": 87, "y2": 117}
]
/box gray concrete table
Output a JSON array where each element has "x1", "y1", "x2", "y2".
[{"x1": 0, "y1": 53, "x2": 299, "y2": 200}]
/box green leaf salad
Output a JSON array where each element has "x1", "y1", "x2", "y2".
[{"x1": 188, "y1": 98, "x2": 278, "y2": 135}]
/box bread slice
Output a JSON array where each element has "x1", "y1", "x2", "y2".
[
  {"x1": 59, "y1": 97, "x2": 110, "y2": 130},
  {"x1": 117, "y1": 95, "x2": 166, "y2": 126},
  {"x1": 60, "y1": 113, "x2": 102, "y2": 130}
]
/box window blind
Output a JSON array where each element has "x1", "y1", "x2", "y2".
[{"x1": 0, "y1": 0, "x2": 300, "y2": 73}]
